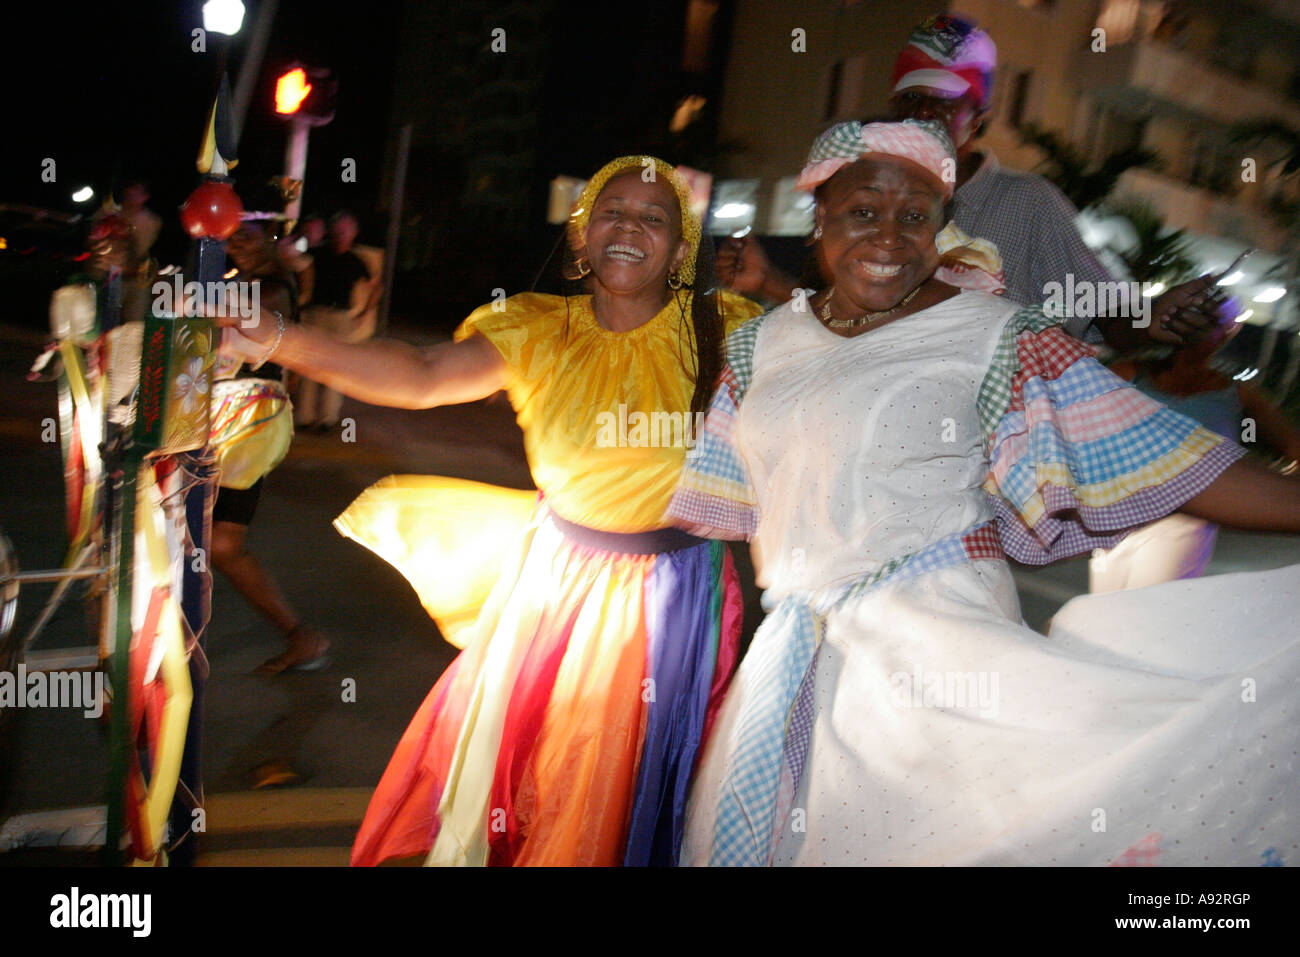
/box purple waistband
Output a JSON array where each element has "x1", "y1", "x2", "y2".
[{"x1": 547, "y1": 509, "x2": 709, "y2": 556}]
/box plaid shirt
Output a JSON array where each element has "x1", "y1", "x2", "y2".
[{"x1": 953, "y1": 152, "x2": 1113, "y2": 343}]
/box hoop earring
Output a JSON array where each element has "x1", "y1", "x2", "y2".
[
  {"x1": 575, "y1": 257, "x2": 591, "y2": 277},
  {"x1": 668, "y1": 272, "x2": 683, "y2": 290}
]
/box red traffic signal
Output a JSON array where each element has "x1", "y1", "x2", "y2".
[
  {"x1": 273, "y1": 64, "x2": 336, "y2": 125},
  {"x1": 275, "y1": 68, "x2": 311, "y2": 114}
]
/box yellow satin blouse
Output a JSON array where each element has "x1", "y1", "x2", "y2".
[{"x1": 454, "y1": 291, "x2": 762, "y2": 533}]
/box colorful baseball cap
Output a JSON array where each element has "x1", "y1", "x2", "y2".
[{"x1": 891, "y1": 14, "x2": 997, "y2": 110}]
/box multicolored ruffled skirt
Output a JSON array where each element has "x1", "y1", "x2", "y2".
[{"x1": 339, "y1": 477, "x2": 741, "y2": 866}]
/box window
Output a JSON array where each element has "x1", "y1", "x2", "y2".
[
  {"x1": 824, "y1": 61, "x2": 844, "y2": 122},
  {"x1": 1008, "y1": 70, "x2": 1033, "y2": 129},
  {"x1": 768, "y1": 176, "x2": 816, "y2": 236},
  {"x1": 823, "y1": 56, "x2": 866, "y2": 122},
  {"x1": 708, "y1": 179, "x2": 760, "y2": 237}
]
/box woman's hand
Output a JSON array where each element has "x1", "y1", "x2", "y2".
[
  {"x1": 717, "y1": 235, "x2": 771, "y2": 296},
  {"x1": 1147, "y1": 274, "x2": 1224, "y2": 346},
  {"x1": 218, "y1": 324, "x2": 268, "y2": 363},
  {"x1": 1182, "y1": 458, "x2": 1300, "y2": 533},
  {"x1": 210, "y1": 285, "x2": 289, "y2": 371},
  {"x1": 210, "y1": 288, "x2": 282, "y2": 344}
]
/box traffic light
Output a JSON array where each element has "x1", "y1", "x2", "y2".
[
  {"x1": 273, "y1": 64, "x2": 336, "y2": 125},
  {"x1": 275, "y1": 67, "x2": 311, "y2": 115}
]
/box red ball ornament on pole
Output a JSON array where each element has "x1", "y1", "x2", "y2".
[{"x1": 179, "y1": 180, "x2": 244, "y2": 239}]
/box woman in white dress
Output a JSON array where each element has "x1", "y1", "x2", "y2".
[{"x1": 670, "y1": 119, "x2": 1300, "y2": 866}]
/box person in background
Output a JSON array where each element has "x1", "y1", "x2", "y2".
[
  {"x1": 1089, "y1": 306, "x2": 1300, "y2": 591},
  {"x1": 718, "y1": 13, "x2": 1224, "y2": 353},
  {"x1": 294, "y1": 210, "x2": 375, "y2": 433},
  {"x1": 277, "y1": 213, "x2": 327, "y2": 410},
  {"x1": 120, "y1": 179, "x2": 162, "y2": 262},
  {"x1": 214, "y1": 220, "x2": 330, "y2": 675},
  {"x1": 278, "y1": 213, "x2": 327, "y2": 308}
]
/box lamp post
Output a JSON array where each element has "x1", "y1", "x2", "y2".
[{"x1": 199, "y1": 1, "x2": 245, "y2": 126}]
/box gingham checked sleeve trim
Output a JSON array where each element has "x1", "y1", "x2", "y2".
[
  {"x1": 723, "y1": 314, "x2": 766, "y2": 401},
  {"x1": 978, "y1": 307, "x2": 1247, "y2": 564},
  {"x1": 665, "y1": 314, "x2": 772, "y2": 539}
]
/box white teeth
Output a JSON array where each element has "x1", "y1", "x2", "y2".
[
  {"x1": 860, "y1": 262, "x2": 903, "y2": 278},
  {"x1": 605, "y1": 243, "x2": 646, "y2": 261}
]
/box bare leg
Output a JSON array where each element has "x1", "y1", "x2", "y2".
[{"x1": 211, "y1": 520, "x2": 329, "y2": 673}]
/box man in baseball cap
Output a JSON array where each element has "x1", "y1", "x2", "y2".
[
  {"x1": 892, "y1": 14, "x2": 996, "y2": 110},
  {"x1": 888, "y1": 14, "x2": 995, "y2": 164},
  {"x1": 720, "y1": 12, "x2": 1223, "y2": 353},
  {"x1": 885, "y1": 13, "x2": 1221, "y2": 350}
]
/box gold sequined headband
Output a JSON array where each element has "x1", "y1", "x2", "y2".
[{"x1": 567, "y1": 155, "x2": 702, "y2": 286}]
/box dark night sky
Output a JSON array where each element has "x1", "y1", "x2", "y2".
[
  {"x1": 7, "y1": 0, "x2": 401, "y2": 261},
  {"x1": 4, "y1": 0, "x2": 733, "y2": 310}
]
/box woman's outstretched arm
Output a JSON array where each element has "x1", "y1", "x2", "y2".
[
  {"x1": 1239, "y1": 383, "x2": 1300, "y2": 464},
  {"x1": 1181, "y1": 459, "x2": 1300, "y2": 533},
  {"x1": 221, "y1": 311, "x2": 507, "y2": 410}
]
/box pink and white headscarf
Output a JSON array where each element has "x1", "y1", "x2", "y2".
[{"x1": 796, "y1": 118, "x2": 1006, "y2": 294}]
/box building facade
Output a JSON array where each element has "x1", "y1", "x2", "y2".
[{"x1": 714, "y1": 0, "x2": 1300, "y2": 333}]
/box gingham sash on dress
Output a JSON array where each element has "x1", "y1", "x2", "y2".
[{"x1": 708, "y1": 521, "x2": 1003, "y2": 867}]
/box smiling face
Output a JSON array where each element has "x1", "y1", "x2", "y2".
[
  {"x1": 815, "y1": 155, "x2": 947, "y2": 316},
  {"x1": 582, "y1": 171, "x2": 690, "y2": 296},
  {"x1": 889, "y1": 87, "x2": 983, "y2": 151}
]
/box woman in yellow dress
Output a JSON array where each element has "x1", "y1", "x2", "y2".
[{"x1": 220, "y1": 156, "x2": 761, "y2": 865}]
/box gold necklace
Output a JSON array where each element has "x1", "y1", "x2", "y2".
[{"x1": 817, "y1": 283, "x2": 922, "y2": 330}]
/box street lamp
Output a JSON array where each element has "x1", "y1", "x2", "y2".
[{"x1": 202, "y1": 0, "x2": 245, "y2": 35}]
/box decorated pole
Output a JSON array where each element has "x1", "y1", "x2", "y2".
[
  {"x1": 102, "y1": 75, "x2": 241, "y2": 866},
  {"x1": 172, "y1": 74, "x2": 244, "y2": 867}
]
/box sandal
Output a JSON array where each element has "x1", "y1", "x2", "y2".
[
  {"x1": 254, "y1": 627, "x2": 331, "y2": 675},
  {"x1": 250, "y1": 760, "x2": 300, "y2": 789}
]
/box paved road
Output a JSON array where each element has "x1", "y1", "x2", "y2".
[{"x1": 1, "y1": 319, "x2": 1298, "y2": 864}]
